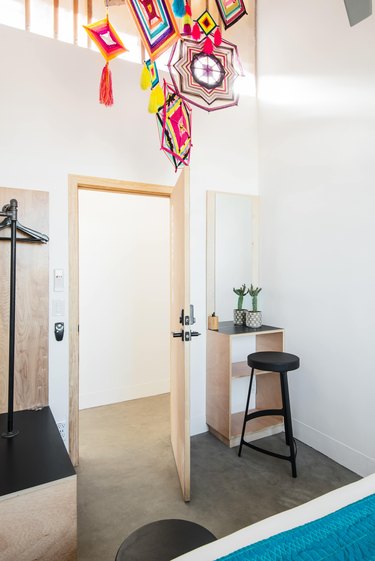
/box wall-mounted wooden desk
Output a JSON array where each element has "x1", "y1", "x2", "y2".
[{"x1": 206, "y1": 322, "x2": 284, "y2": 447}]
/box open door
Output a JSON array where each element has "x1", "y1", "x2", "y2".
[{"x1": 170, "y1": 168, "x2": 192, "y2": 502}]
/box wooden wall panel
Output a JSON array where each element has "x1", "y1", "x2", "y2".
[
  {"x1": 0, "y1": 476, "x2": 77, "y2": 561},
  {"x1": 0, "y1": 187, "x2": 49, "y2": 413}
]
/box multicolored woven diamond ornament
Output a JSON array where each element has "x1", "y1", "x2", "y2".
[
  {"x1": 214, "y1": 0, "x2": 247, "y2": 29},
  {"x1": 83, "y1": 15, "x2": 127, "y2": 106},
  {"x1": 126, "y1": 0, "x2": 180, "y2": 60},
  {"x1": 140, "y1": 59, "x2": 165, "y2": 113},
  {"x1": 156, "y1": 82, "x2": 192, "y2": 171},
  {"x1": 191, "y1": 10, "x2": 222, "y2": 54}
]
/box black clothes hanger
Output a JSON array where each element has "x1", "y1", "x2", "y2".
[
  {"x1": 0, "y1": 199, "x2": 49, "y2": 439},
  {"x1": 0, "y1": 200, "x2": 49, "y2": 243}
]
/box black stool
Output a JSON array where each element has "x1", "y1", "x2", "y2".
[
  {"x1": 238, "y1": 351, "x2": 300, "y2": 478},
  {"x1": 115, "y1": 519, "x2": 217, "y2": 561}
]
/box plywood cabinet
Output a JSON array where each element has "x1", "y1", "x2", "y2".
[{"x1": 206, "y1": 322, "x2": 284, "y2": 447}]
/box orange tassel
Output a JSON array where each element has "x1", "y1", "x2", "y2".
[
  {"x1": 203, "y1": 37, "x2": 213, "y2": 54},
  {"x1": 214, "y1": 27, "x2": 222, "y2": 47},
  {"x1": 192, "y1": 22, "x2": 201, "y2": 40},
  {"x1": 99, "y1": 63, "x2": 114, "y2": 107}
]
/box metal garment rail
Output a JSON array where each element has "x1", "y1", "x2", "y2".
[{"x1": 0, "y1": 199, "x2": 49, "y2": 438}]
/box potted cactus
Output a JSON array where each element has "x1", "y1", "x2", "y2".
[
  {"x1": 233, "y1": 284, "x2": 248, "y2": 325},
  {"x1": 246, "y1": 285, "x2": 262, "y2": 328}
]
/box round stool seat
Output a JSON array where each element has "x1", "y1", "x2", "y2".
[
  {"x1": 115, "y1": 519, "x2": 216, "y2": 561},
  {"x1": 247, "y1": 351, "x2": 300, "y2": 372}
]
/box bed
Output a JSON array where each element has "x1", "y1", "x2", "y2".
[{"x1": 173, "y1": 473, "x2": 375, "y2": 561}]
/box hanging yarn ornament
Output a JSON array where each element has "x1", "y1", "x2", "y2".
[
  {"x1": 83, "y1": 16, "x2": 126, "y2": 106},
  {"x1": 214, "y1": 27, "x2": 222, "y2": 46},
  {"x1": 192, "y1": 21, "x2": 201, "y2": 40},
  {"x1": 172, "y1": 0, "x2": 185, "y2": 18},
  {"x1": 148, "y1": 83, "x2": 165, "y2": 113},
  {"x1": 203, "y1": 37, "x2": 214, "y2": 54},
  {"x1": 99, "y1": 62, "x2": 114, "y2": 106},
  {"x1": 140, "y1": 62, "x2": 152, "y2": 90},
  {"x1": 183, "y1": 14, "x2": 192, "y2": 35},
  {"x1": 183, "y1": 1, "x2": 192, "y2": 33}
]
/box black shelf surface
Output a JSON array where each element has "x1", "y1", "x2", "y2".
[
  {"x1": 215, "y1": 322, "x2": 283, "y2": 336},
  {"x1": 0, "y1": 406, "x2": 75, "y2": 497}
]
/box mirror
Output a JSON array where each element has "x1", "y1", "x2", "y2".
[{"x1": 206, "y1": 192, "x2": 259, "y2": 323}]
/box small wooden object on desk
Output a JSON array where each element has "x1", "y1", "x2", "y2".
[
  {"x1": 206, "y1": 321, "x2": 284, "y2": 448},
  {"x1": 208, "y1": 313, "x2": 219, "y2": 331}
]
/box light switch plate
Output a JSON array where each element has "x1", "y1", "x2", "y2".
[{"x1": 54, "y1": 269, "x2": 64, "y2": 292}]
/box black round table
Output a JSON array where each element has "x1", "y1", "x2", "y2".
[{"x1": 115, "y1": 519, "x2": 217, "y2": 561}]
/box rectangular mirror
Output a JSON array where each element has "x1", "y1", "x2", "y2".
[{"x1": 206, "y1": 192, "x2": 259, "y2": 322}]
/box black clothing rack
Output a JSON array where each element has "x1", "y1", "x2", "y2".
[{"x1": 0, "y1": 199, "x2": 49, "y2": 438}]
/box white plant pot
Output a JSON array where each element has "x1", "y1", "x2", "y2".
[
  {"x1": 233, "y1": 309, "x2": 247, "y2": 325},
  {"x1": 245, "y1": 311, "x2": 262, "y2": 328}
]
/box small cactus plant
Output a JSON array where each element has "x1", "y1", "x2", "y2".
[
  {"x1": 233, "y1": 284, "x2": 248, "y2": 310},
  {"x1": 249, "y1": 284, "x2": 262, "y2": 312}
]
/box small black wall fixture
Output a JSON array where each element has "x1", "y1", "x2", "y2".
[
  {"x1": 0, "y1": 199, "x2": 49, "y2": 438},
  {"x1": 344, "y1": 0, "x2": 372, "y2": 26}
]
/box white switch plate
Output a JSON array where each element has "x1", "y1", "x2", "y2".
[
  {"x1": 52, "y1": 299, "x2": 65, "y2": 317},
  {"x1": 54, "y1": 269, "x2": 64, "y2": 292}
]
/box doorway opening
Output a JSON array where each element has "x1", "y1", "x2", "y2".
[
  {"x1": 68, "y1": 172, "x2": 191, "y2": 501},
  {"x1": 78, "y1": 189, "x2": 170, "y2": 411}
]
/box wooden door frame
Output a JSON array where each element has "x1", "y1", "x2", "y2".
[{"x1": 68, "y1": 174, "x2": 173, "y2": 466}]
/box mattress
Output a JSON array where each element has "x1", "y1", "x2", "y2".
[{"x1": 172, "y1": 473, "x2": 375, "y2": 561}]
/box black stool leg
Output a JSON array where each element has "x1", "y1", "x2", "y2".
[
  {"x1": 280, "y1": 372, "x2": 297, "y2": 478},
  {"x1": 238, "y1": 368, "x2": 255, "y2": 457}
]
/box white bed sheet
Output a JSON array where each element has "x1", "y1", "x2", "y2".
[{"x1": 173, "y1": 473, "x2": 375, "y2": 561}]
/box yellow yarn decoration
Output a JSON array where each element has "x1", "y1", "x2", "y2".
[
  {"x1": 140, "y1": 63, "x2": 151, "y2": 90},
  {"x1": 154, "y1": 83, "x2": 165, "y2": 108},
  {"x1": 148, "y1": 84, "x2": 165, "y2": 113}
]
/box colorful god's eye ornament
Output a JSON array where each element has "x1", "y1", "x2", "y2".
[
  {"x1": 156, "y1": 82, "x2": 192, "y2": 172},
  {"x1": 140, "y1": 59, "x2": 165, "y2": 113},
  {"x1": 214, "y1": 0, "x2": 247, "y2": 29},
  {"x1": 83, "y1": 15, "x2": 127, "y2": 106},
  {"x1": 126, "y1": 0, "x2": 180, "y2": 60},
  {"x1": 191, "y1": 10, "x2": 222, "y2": 54},
  {"x1": 168, "y1": 36, "x2": 243, "y2": 112}
]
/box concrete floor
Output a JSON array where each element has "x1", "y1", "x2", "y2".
[{"x1": 77, "y1": 394, "x2": 359, "y2": 561}]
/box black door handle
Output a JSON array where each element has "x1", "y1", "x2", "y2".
[
  {"x1": 172, "y1": 331, "x2": 183, "y2": 338},
  {"x1": 191, "y1": 331, "x2": 201, "y2": 337}
]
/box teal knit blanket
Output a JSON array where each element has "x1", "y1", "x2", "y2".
[{"x1": 217, "y1": 493, "x2": 375, "y2": 561}]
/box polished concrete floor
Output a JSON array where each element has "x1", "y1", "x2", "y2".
[{"x1": 77, "y1": 394, "x2": 359, "y2": 561}]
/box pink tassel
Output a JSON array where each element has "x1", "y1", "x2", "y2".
[
  {"x1": 214, "y1": 27, "x2": 222, "y2": 47},
  {"x1": 185, "y1": 3, "x2": 192, "y2": 16},
  {"x1": 99, "y1": 63, "x2": 113, "y2": 106},
  {"x1": 203, "y1": 37, "x2": 214, "y2": 54},
  {"x1": 183, "y1": 22, "x2": 192, "y2": 35},
  {"x1": 192, "y1": 22, "x2": 201, "y2": 40}
]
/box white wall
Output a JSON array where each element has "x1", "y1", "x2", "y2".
[
  {"x1": 0, "y1": 22, "x2": 257, "y2": 440},
  {"x1": 258, "y1": 0, "x2": 375, "y2": 475},
  {"x1": 78, "y1": 190, "x2": 170, "y2": 409}
]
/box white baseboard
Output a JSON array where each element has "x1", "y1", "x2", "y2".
[
  {"x1": 293, "y1": 419, "x2": 375, "y2": 477},
  {"x1": 79, "y1": 379, "x2": 170, "y2": 410}
]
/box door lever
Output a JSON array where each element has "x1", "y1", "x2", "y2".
[
  {"x1": 190, "y1": 331, "x2": 201, "y2": 337},
  {"x1": 172, "y1": 330, "x2": 184, "y2": 338}
]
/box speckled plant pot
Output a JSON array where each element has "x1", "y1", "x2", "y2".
[
  {"x1": 245, "y1": 311, "x2": 262, "y2": 328},
  {"x1": 233, "y1": 309, "x2": 247, "y2": 325}
]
